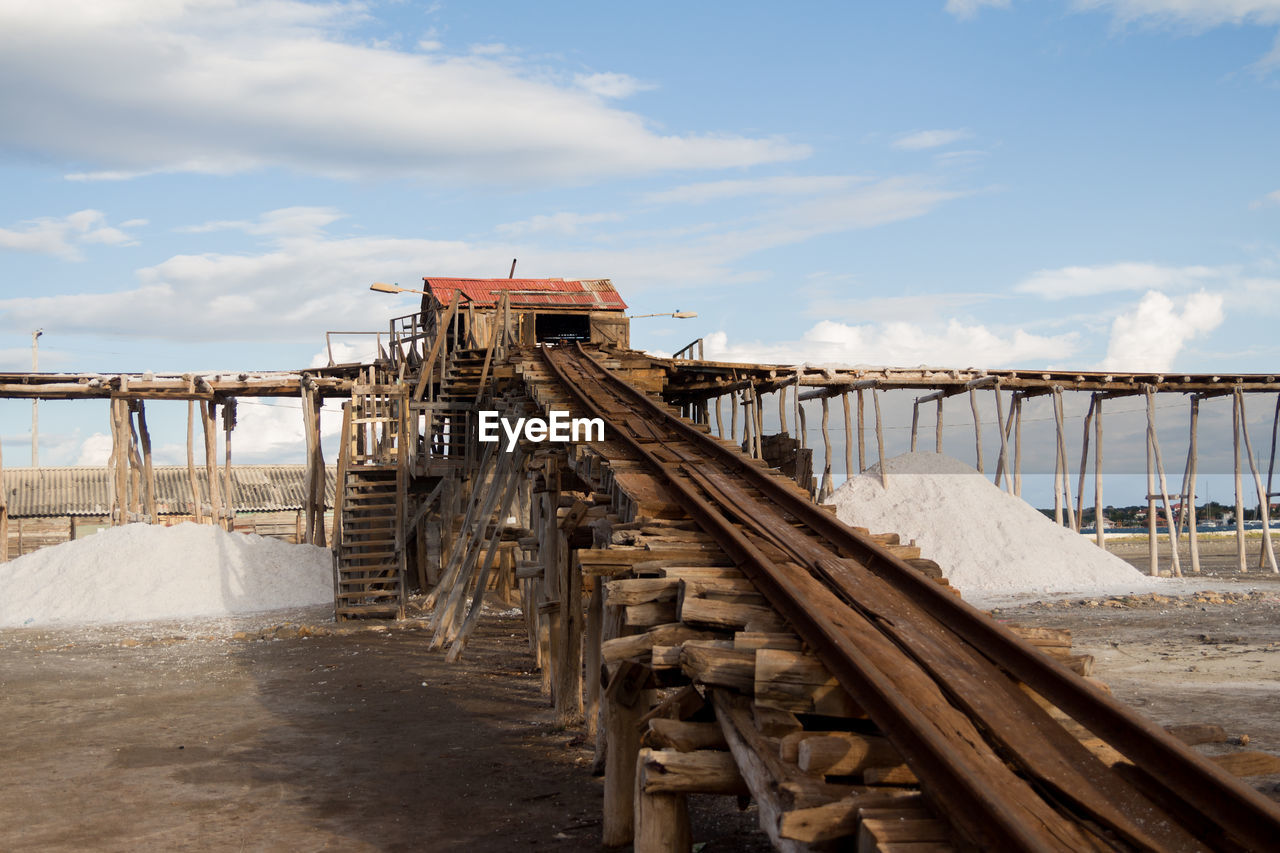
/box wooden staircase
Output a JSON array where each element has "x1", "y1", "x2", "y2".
[
  {"x1": 439, "y1": 350, "x2": 488, "y2": 403},
  {"x1": 333, "y1": 378, "x2": 409, "y2": 621}
]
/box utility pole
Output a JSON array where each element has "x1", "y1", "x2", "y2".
[{"x1": 31, "y1": 329, "x2": 42, "y2": 467}]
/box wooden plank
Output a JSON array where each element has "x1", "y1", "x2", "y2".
[
  {"x1": 638, "y1": 747, "x2": 746, "y2": 795},
  {"x1": 646, "y1": 719, "x2": 728, "y2": 752},
  {"x1": 779, "y1": 792, "x2": 922, "y2": 844}
]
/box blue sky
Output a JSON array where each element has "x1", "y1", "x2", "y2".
[{"x1": 2, "y1": 0, "x2": 1280, "y2": 506}]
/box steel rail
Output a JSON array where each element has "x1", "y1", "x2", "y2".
[{"x1": 539, "y1": 342, "x2": 1280, "y2": 851}]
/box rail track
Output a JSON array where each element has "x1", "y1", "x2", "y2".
[{"x1": 541, "y1": 342, "x2": 1280, "y2": 852}]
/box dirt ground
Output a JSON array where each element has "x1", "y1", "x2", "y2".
[
  {"x1": 0, "y1": 606, "x2": 767, "y2": 853},
  {"x1": 4, "y1": 535, "x2": 1280, "y2": 850}
]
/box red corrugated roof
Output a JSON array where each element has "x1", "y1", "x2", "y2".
[{"x1": 422, "y1": 278, "x2": 627, "y2": 311}]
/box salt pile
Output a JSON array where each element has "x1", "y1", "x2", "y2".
[
  {"x1": 828, "y1": 452, "x2": 1161, "y2": 600},
  {"x1": 0, "y1": 523, "x2": 333, "y2": 628}
]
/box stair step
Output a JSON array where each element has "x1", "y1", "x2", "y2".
[
  {"x1": 339, "y1": 578, "x2": 401, "y2": 588},
  {"x1": 339, "y1": 555, "x2": 397, "y2": 565},
  {"x1": 336, "y1": 593, "x2": 401, "y2": 603},
  {"x1": 336, "y1": 606, "x2": 402, "y2": 617}
]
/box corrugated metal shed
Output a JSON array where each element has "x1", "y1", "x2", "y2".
[
  {"x1": 2, "y1": 465, "x2": 337, "y2": 518},
  {"x1": 423, "y1": 277, "x2": 627, "y2": 311}
]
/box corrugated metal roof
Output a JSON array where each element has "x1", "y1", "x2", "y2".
[
  {"x1": 423, "y1": 277, "x2": 627, "y2": 311},
  {"x1": 1, "y1": 465, "x2": 337, "y2": 518}
]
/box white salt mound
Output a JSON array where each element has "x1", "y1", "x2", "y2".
[
  {"x1": 0, "y1": 522, "x2": 333, "y2": 628},
  {"x1": 828, "y1": 452, "x2": 1160, "y2": 599}
]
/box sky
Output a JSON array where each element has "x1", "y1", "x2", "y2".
[{"x1": 2, "y1": 0, "x2": 1280, "y2": 508}]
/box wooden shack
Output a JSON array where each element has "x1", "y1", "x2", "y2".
[{"x1": 418, "y1": 278, "x2": 629, "y2": 349}]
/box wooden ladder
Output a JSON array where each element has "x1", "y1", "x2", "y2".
[{"x1": 333, "y1": 377, "x2": 409, "y2": 621}]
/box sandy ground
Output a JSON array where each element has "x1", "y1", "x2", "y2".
[
  {"x1": 989, "y1": 536, "x2": 1280, "y2": 803},
  {"x1": 0, "y1": 606, "x2": 767, "y2": 852}
]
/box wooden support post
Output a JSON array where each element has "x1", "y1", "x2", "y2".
[
  {"x1": 818, "y1": 396, "x2": 833, "y2": 501},
  {"x1": 311, "y1": 396, "x2": 325, "y2": 546},
  {"x1": 1013, "y1": 393, "x2": 1024, "y2": 497},
  {"x1": 1052, "y1": 388, "x2": 1075, "y2": 530},
  {"x1": 1264, "y1": 394, "x2": 1280, "y2": 570},
  {"x1": 111, "y1": 398, "x2": 129, "y2": 524},
  {"x1": 856, "y1": 389, "x2": 866, "y2": 472},
  {"x1": 741, "y1": 387, "x2": 754, "y2": 456},
  {"x1": 935, "y1": 396, "x2": 943, "y2": 454},
  {"x1": 556, "y1": 545, "x2": 584, "y2": 725},
  {"x1": 1187, "y1": 395, "x2": 1200, "y2": 572},
  {"x1": 778, "y1": 383, "x2": 788, "y2": 435},
  {"x1": 126, "y1": 402, "x2": 143, "y2": 519},
  {"x1": 1074, "y1": 397, "x2": 1094, "y2": 530},
  {"x1": 730, "y1": 388, "x2": 739, "y2": 443},
  {"x1": 714, "y1": 394, "x2": 723, "y2": 439},
  {"x1": 1236, "y1": 388, "x2": 1278, "y2": 573},
  {"x1": 873, "y1": 388, "x2": 887, "y2": 488},
  {"x1": 585, "y1": 574, "x2": 604, "y2": 740},
  {"x1": 842, "y1": 392, "x2": 853, "y2": 482},
  {"x1": 186, "y1": 399, "x2": 204, "y2": 523},
  {"x1": 994, "y1": 388, "x2": 1011, "y2": 493},
  {"x1": 1147, "y1": 401, "x2": 1159, "y2": 577},
  {"x1": 969, "y1": 387, "x2": 984, "y2": 473},
  {"x1": 136, "y1": 400, "x2": 156, "y2": 523},
  {"x1": 602, "y1": 684, "x2": 652, "y2": 847},
  {"x1": 633, "y1": 749, "x2": 692, "y2": 853},
  {"x1": 1234, "y1": 390, "x2": 1247, "y2": 572},
  {"x1": 1146, "y1": 387, "x2": 1181, "y2": 577},
  {"x1": 0, "y1": 426, "x2": 7, "y2": 561},
  {"x1": 747, "y1": 381, "x2": 757, "y2": 455},
  {"x1": 910, "y1": 399, "x2": 920, "y2": 453},
  {"x1": 1095, "y1": 395, "x2": 1106, "y2": 550},
  {"x1": 203, "y1": 400, "x2": 223, "y2": 531},
  {"x1": 222, "y1": 399, "x2": 237, "y2": 532},
  {"x1": 793, "y1": 369, "x2": 802, "y2": 448},
  {"x1": 300, "y1": 387, "x2": 315, "y2": 543}
]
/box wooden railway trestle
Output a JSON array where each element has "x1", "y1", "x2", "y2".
[{"x1": 526, "y1": 342, "x2": 1280, "y2": 851}]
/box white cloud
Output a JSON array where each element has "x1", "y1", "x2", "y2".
[
  {"x1": 0, "y1": 1, "x2": 806, "y2": 183},
  {"x1": 496, "y1": 211, "x2": 624, "y2": 237},
  {"x1": 1099, "y1": 290, "x2": 1224, "y2": 371},
  {"x1": 76, "y1": 433, "x2": 113, "y2": 465},
  {"x1": 1015, "y1": 261, "x2": 1224, "y2": 299},
  {"x1": 1074, "y1": 0, "x2": 1280, "y2": 27},
  {"x1": 312, "y1": 339, "x2": 382, "y2": 367},
  {"x1": 229, "y1": 397, "x2": 343, "y2": 462},
  {"x1": 892, "y1": 129, "x2": 973, "y2": 150},
  {"x1": 574, "y1": 72, "x2": 655, "y2": 99},
  {"x1": 0, "y1": 181, "x2": 963, "y2": 345},
  {"x1": 1250, "y1": 189, "x2": 1280, "y2": 209},
  {"x1": 945, "y1": 0, "x2": 1012, "y2": 19},
  {"x1": 702, "y1": 318, "x2": 1075, "y2": 368},
  {"x1": 176, "y1": 206, "x2": 344, "y2": 237},
  {"x1": 643, "y1": 175, "x2": 864, "y2": 205},
  {"x1": 0, "y1": 209, "x2": 142, "y2": 259}
]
